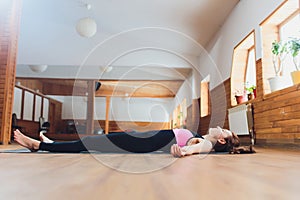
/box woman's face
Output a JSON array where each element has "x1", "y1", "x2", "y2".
[{"x1": 208, "y1": 126, "x2": 232, "y2": 140}]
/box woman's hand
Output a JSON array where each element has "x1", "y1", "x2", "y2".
[
  {"x1": 170, "y1": 144, "x2": 186, "y2": 158},
  {"x1": 171, "y1": 140, "x2": 213, "y2": 158}
]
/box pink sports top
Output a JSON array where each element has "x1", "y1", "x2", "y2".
[{"x1": 173, "y1": 129, "x2": 194, "y2": 147}]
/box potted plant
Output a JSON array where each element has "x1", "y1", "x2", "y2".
[
  {"x1": 288, "y1": 38, "x2": 300, "y2": 84},
  {"x1": 245, "y1": 83, "x2": 256, "y2": 100},
  {"x1": 234, "y1": 89, "x2": 248, "y2": 104},
  {"x1": 268, "y1": 40, "x2": 292, "y2": 91}
]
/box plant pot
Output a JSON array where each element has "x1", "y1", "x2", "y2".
[
  {"x1": 291, "y1": 71, "x2": 300, "y2": 85},
  {"x1": 268, "y1": 76, "x2": 293, "y2": 92},
  {"x1": 248, "y1": 93, "x2": 255, "y2": 100},
  {"x1": 235, "y1": 94, "x2": 248, "y2": 104}
]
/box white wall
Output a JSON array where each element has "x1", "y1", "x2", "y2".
[
  {"x1": 62, "y1": 96, "x2": 172, "y2": 122},
  {"x1": 198, "y1": 0, "x2": 285, "y2": 88},
  {"x1": 110, "y1": 97, "x2": 172, "y2": 122},
  {"x1": 172, "y1": 74, "x2": 194, "y2": 109}
]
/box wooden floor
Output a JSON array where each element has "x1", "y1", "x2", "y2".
[{"x1": 0, "y1": 145, "x2": 299, "y2": 200}]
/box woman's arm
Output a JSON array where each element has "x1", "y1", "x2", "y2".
[{"x1": 170, "y1": 139, "x2": 213, "y2": 157}]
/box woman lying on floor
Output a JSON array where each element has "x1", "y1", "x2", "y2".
[{"x1": 14, "y1": 127, "x2": 254, "y2": 157}]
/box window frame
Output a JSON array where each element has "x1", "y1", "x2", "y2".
[
  {"x1": 245, "y1": 46, "x2": 256, "y2": 86},
  {"x1": 230, "y1": 30, "x2": 256, "y2": 106},
  {"x1": 260, "y1": 0, "x2": 300, "y2": 95},
  {"x1": 200, "y1": 78, "x2": 210, "y2": 117},
  {"x1": 278, "y1": 10, "x2": 299, "y2": 30}
]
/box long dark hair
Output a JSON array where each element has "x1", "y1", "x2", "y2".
[
  {"x1": 213, "y1": 132, "x2": 255, "y2": 154},
  {"x1": 213, "y1": 131, "x2": 240, "y2": 153}
]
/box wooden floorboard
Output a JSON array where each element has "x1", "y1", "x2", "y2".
[{"x1": 0, "y1": 145, "x2": 299, "y2": 200}]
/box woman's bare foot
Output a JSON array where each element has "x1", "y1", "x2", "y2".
[
  {"x1": 14, "y1": 129, "x2": 40, "y2": 152},
  {"x1": 39, "y1": 131, "x2": 54, "y2": 143}
]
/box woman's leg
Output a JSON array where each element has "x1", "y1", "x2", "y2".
[
  {"x1": 39, "y1": 140, "x2": 87, "y2": 153},
  {"x1": 14, "y1": 129, "x2": 40, "y2": 151},
  {"x1": 39, "y1": 132, "x2": 54, "y2": 143},
  {"x1": 82, "y1": 129, "x2": 176, "y2": 153},
  {"x1": 39, "y1": 134, "x2": 122, "y2": 153},
  {"x1": 13, "y1": 129, "x2": 87, "y2": 153},
  {"x1": 40, "y1": 130, "x2": 176, "y2": 153},
  {"x1": 17, "y1": 129, "x2": 176, "y2": 153}
]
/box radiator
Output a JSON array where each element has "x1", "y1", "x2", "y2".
[{"x1": 228, "y1": 103, "x2": 253, "y2": 136}]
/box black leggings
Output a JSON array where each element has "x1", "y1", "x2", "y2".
[{"x1": 39, "y1": 130, "x2": 176, "y2": 153}]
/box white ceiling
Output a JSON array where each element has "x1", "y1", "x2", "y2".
[{"x1": 16, "y1": 0, "x2": 239, "y2": 80}]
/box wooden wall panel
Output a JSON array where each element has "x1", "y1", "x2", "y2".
[
  {"x1": 97, "y1": 120, "x2": 170, "y2": 133},
  {"x1": 186, "y1": 105, "x2": 193, "y2": 130},
  {"x1": 54, "y1": 119, "x2": 169, "y2": 136},
  {"x1": 195, "y1": 58, "x2": 300, "y2": 147},
  {"x1": 255, "y1": 59, "x2": 264, "y2": 101},
  {"x1": 43, "y1": 120, "x2": 171, "y2": 141},
  {"x1": 186, "y1": 99, "x2": 199, "y2": 132},
  {"x1": 198, "y1": 78, "x2": 231, "y2": 135},
  {"x1": 0, "y1": 0, "x2": 22, "y2": 144},
  {"x1": 252, "y1": 84, "x2": 300, "y2": 145},
  {"x1": 251, "y1": 59, "x2": 300, "y2": 146},
  {"x1": 49, "y1": 99, "x2": 63, "y2": 133},
  {"x1": 17, "y1": 120, "x2": 39, "y2": 139},
  {"x1": 16, "y1": 79, "x2": 44, "y2": 92}
]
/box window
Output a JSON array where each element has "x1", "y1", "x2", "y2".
[
  {"x1": 181, "y1": 99, "x2": 187, "y2": 128},
  {"x1": 172, "y1": 105, "x2": 180, "y2": 128},
  {"x1": 34, "y1": 95, "x2": 42, "y2": 122},
  {"x1": 280, "y1": 12, "x2": 300, "y2": 76},
  {"x1": 13, "y1": 87, "x2": 22, "y2": 118},
  {"x1": 260, "y1": 0, "x2": 300, "y2": 94},
  {"x1": 171, "y1": 99, "x2": 187, "y2": 128},
  {"x1": 201, "y1": 75, "x2": 210, "y2": 117},
  {"x1": 43, "y1": 98, "x2": 49, "y2": 122},
  {"x1": 245, "y1": 48, "x2": 256, "y2": 87},
  {"x1": 231, "y1": 31, "x2": 256, "y2": 105},
  {"x1": 23, "y1": 91, "x2": 34, "y2": 121},
  {"x1": 13, "y1": 85, "x2": 51, "y2": 122},
  {"x1": 280, "y1": 13, "x2": 300, "y2": 40}
]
